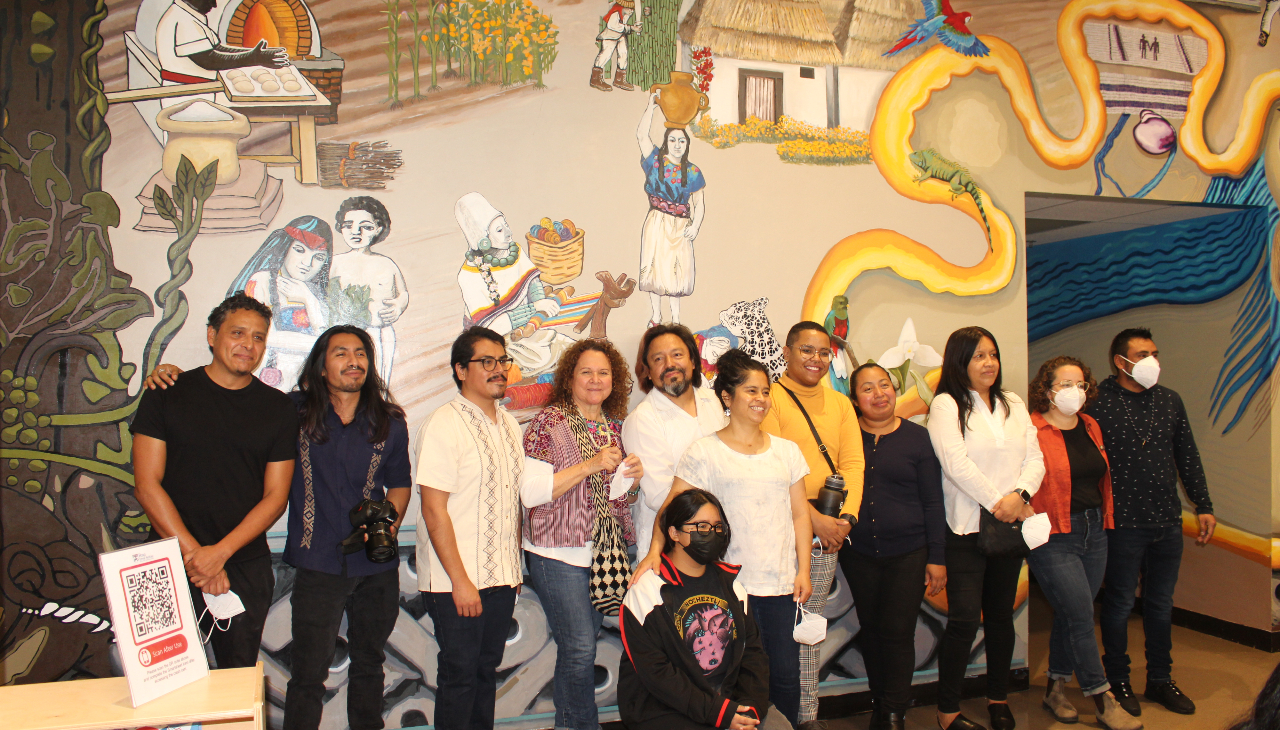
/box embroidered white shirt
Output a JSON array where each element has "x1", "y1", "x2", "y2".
[
  {"x1": 926, "y1": 391, "x2": 1045, "y2": 535},
  {"x1": 621, "y1": 385, "x2": 727, "y2": 552},
  {"x1": 675, "y1": 434, "x2": 810, "y2": 596},
  {"x1": 155, "y1": 0, "x2": 220, "y2": 82},
  {"x1": 414, "y1": 394, "x2": 524, "y2": 591}
]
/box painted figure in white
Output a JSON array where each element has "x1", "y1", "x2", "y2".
[
  {"x1": 455, "y1": 192, "x2": 569, "y2": 375},
  {"x1": 636, "y1": 92, "x2": 706, "y2": 328},
  {"x1": 590, "y1": 0, "x2": 642, "y2": 91},
  {"x1": 329, "y1": 197, "x2": 408, "y2": 382},
  {"x1": 227, "y1": 215, "x2": 332, "y2": 391},
  {"x1": 154, "y1": 0, "x2": 286, "y2": 108}
]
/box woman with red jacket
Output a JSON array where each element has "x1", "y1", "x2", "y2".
[
  {"x1": 1027, "y1": 356, "x2": 1139, "y2": 730},
  {"x1": 619, "y1": 488, "x2": 786, "y2": 730}
]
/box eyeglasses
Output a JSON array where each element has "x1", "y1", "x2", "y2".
[
  {"x1": 469, "y1": 356, "x2": 515, "y2": 372},
  {"x1": 796, "y1": 345, "x2": 834, "y2": 362},
  {"x1": 1052, "y1": 381, "x2": 1091, "y2": 393},
  {"x1": 682, "y1": 521, "x2": 727, "y2": 534}
]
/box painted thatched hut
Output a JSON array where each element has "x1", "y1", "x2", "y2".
[
  {"x1": 825, "y1": 0, "x2": 926, "y2": 129},
  {"x1": 679, "y1": 0, "x2": 843, "y2": 127}
]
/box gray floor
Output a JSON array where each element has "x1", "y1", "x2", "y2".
[{"x1": 824, "y1": 586, "x2": 1277, "y2": 730}]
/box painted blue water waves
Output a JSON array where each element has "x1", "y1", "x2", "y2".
[
  {"x1": 1207, "y1": 161, "x2": 1280, "y2": 433},
  {"x1": 1026, "y1": 207, "x2": 1269, "y2": 341}
]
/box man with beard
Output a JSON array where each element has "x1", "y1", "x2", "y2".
[
  {"x1": 279, "y1": 325, "x2": 412, "y2": 730},
  {"x1": 415, "y1": 327, "x2": 526, "y2": 729},
  {"x1": 132, "y1": 293, "x2": 298, "y2": 669},
  {"x1": 622, "y1": 324, "x2": 727, "y2": 555}
]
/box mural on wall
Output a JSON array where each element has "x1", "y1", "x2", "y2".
[
  {"x1": 636, "y1": 89, "x2": 706, "y2": 327},
  {"x1": 4, "y1": 0, "x2": 1280, "y2": 727}
]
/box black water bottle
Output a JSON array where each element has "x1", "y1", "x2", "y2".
[{"x1": 810, "y1": 474, "x2": 847, "y2": 518}]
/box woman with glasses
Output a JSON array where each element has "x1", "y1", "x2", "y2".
[
  {"x1": 620, "y1": 488, "x2": 788, "y2": 730},
  {"x1": 639, "y1": 349, "x2": 812, "y2": 727},
  {"x1": 1026, "y1": 357, "x2": 1138, "y2": 730},
  {"x1": 520, "y1": 339, "x2": 644, "y2": 730},
  {"x1": 841, "y1": 363, "x2": 946, "y2": 730},
  {"x1": 927, "y1": 327, "x2": 1043, "y2": 730}
]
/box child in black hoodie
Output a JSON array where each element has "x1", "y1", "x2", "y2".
[{"x1": 619, "y1": 489, "x2": 787, "y2": 730}]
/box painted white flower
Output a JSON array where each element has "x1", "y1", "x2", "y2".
[{"x1": 878, "y1": 318, "x2": 943, "y2": 369}]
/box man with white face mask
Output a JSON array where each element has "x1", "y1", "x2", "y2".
[{"x1": 1086, "y1": 327, "x2": 1215, "y2": 718}]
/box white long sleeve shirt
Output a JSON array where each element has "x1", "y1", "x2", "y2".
[
  {"x1": 926, "y1": 391, "x2": 1045, "y2": 535},
  {"x1": 621, "y1": 386, "x2": 727, "y2": 552}
]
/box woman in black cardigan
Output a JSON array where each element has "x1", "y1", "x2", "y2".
[
  {"x1": 840, "y1": 363, "x2": 948, "y2": 730},
  {"x1": 619, "y1": 488, "x2": 789, "y2": 730}
]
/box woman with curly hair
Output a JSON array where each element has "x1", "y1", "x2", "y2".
[
  {"x1": 1027, "y1": 356, "x2": 1137, "y2": 730},
  {"x1": 520, "y1": 338, "x2": 645, "y2": 730}
]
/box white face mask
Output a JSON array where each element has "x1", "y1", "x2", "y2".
[
  {"x1": 793, "y1": 603, "x2": 827, "y2": 645},
  {"x1": 1121, "y1": 355, "x2": 1160, "y2": 389},
  {"x1": 1052, "y1": 387, "x2": 1084, "y2": 417},
  {"x1": 199, "y1": 590, "x2": 245, "y2": 644}
]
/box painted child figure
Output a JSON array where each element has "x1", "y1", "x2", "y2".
[{"x1": 329, "y1": 197, "x2": 409, "y2": 381}]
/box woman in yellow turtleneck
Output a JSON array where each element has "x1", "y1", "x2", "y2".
[{"x1": 760, "y1": 321, "x2": 865, "y2": 730}]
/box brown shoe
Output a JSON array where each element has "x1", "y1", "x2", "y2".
[
  {"x1": 589, "y1": 66, "x2": 612, "y2": 91},
  {"x1": 613, "y1": 67, "x2": 636, "y2": 91},
  {"x1": 1095, "y1": 692, "x2": 1143, "y2": 730},
  {"x1": 1043, "y1": 678, "x2": 1078, "y2": 723}
]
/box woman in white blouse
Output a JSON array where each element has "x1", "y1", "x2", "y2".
[
  {"x1": 926, "y1": 327, "x2": 1044, "y2": 730},
  {"x1": 638, "y1": 348, "x2": 813, "y2": 727}
]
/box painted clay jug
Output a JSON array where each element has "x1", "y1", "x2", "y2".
[
  {"x1": 650, "y1": 72, "x2": 709, "y2": 129},
  {"x1": 156, "y1": 99, "x2": 251, "y2": 185}
]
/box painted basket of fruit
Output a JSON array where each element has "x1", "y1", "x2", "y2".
[{"x1": 526, "y1": 217, "x2": 585, "y2": 285}]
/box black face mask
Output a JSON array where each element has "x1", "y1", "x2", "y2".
[{"x1": 683, "y1": 530, "x2": 727, "y2": 565}]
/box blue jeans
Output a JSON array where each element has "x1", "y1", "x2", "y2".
[
  {"x1": 1100, "y1": 524, "x2": 1183, "y2": 685},
  {"x1": 748, "y1": 594, "x2": 801, "y2": 727},
  {"x1": 1026, "y1": 510, "x2": 1109, "y2": 696},
  {"x1": 526, "y1": 552, "x2": 604, "y2": 730},
  {"x1": 424, "y1": 585, "x2": 518, "y2": 730}
]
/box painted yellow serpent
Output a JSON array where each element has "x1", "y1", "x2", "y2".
[{"x1": 800, "y1": 0, "x2": 1280, "y2": 323}]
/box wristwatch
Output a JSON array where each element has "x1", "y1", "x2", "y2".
[
  {"x1": 840, "y1": 513, "x2": 858, "y2": 526},
  {"x1": 1015, "y1": 489, "x2": 1032, "y2": 504}
]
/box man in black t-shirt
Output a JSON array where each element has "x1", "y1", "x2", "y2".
[{"x1": 131, "y1": 292, "x2": 298, "y2": 668}]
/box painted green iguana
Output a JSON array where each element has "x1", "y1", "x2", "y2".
[{"x1": 909, "y1": 148, "x2": 991, "y2": 248}]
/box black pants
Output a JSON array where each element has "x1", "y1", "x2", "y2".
[
  {"x1": 840, "y1": 546, "x2": 928, "y2": 713},
  {"x1": 424, "y1": 585, "x2": 517, "y2": 730},
  {"x1": 189, "y1": 555, "x2": 274, "y2": 669},
  {"x1": 936, "y1": 530, "x2": 1022, "y2": 714},
  {"x1": 284, "y1": 566, "x2": 401, "y2": 730}
]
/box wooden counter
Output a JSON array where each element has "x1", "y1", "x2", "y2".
[{"x1": 0, "y1": 663, "x2": 264, "y2": 730}]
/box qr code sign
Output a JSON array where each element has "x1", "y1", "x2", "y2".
[{"x1": 121, "y1": 558, "x2": 182, "y2": 643}]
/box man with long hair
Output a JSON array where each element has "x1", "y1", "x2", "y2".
[
  {"x1": 281, "y1": 325, "x2": 411, "y2": 730},
  {"x1": 622, "y1": 324, "x2": 726, "y2": 556}
]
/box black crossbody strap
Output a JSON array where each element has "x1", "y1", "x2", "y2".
[{"x1": 777, "y1": 383, "x2": 837, "y2": 475}]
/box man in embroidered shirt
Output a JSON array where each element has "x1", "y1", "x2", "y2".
[
  {"x1": 281, "y1": 326, "x2": 411, "y2": 730},
  {"x1": 416, "y1": 326, "x2": 525, "y2": 729},
  {"x1": 760, "y1": 321, "x2": 865, "y2": 730},
  {"x1": 1087, "y1": 327, "x2": 1214, "y2": 718},
  {"x1": 622, "y1": 324, "x2": 727, "y2": 555},
  {"x1": 154, "y1": 0, "x2": 287, "y2": 91}
]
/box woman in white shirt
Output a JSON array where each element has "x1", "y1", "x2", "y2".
[
  {"x1": 927, "y1": 327, "x2": 1044, "y2": 730},
  {"x1": 639, "y1": 349, "x2": 813, "y2": 727}
]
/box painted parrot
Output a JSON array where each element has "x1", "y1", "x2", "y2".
[
  {"x1": 824, "y1": 295, "x2": 853, "y2": 395},
  {"x1": 884, "y1": 0, "x2": 990, "y2": 58}
]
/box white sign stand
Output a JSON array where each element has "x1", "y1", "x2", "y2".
[{"x1": 99, "y1": 536, "x2": 209, "y2": 707}]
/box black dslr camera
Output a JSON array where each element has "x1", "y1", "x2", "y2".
[{"x1": 340, "y1": 498, "x2": 399, "y2": 563}]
